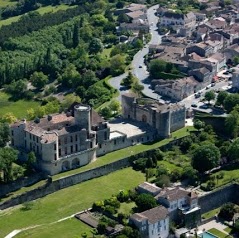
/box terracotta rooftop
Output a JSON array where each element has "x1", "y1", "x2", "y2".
[{"x1": 131, "y1": 206, "x2": 169, "y2": 224}]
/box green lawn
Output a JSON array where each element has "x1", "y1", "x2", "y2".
[
  {"x1": 208, "y1": 228, "x2": 231, "y2": 238},
  {"x1": 53, "y1": 126, "x2": 195, "y2": 180},
  {"x1": 224, "y1": 227, "x2": 232, "y2": 234},
  {"x1": 0, "y1": 78, "x2": 113, "y2": 121},
  {"x1": 0, "y1": 167, "x2": 145, "y2": 238},
  {"x1": 158, "y1": 160, "x2": 182, "y2": 172},
  {"x1": 0, "y1": 4, "x2": 75, "y2": 27},
  {"x1": 212, "y1": 164, "x2": 239, "y2": 188},
  {"x1": 101, "y1": 47, "x2": 112, "y2": 59},
  {"x1": 118, "y1": 202, "x2": 135, "y2": 215},
  {"x1": 0, "y1": 92, "x2": 40, "y2": 118},
  {"x1": 202, "y1": 207, "x2": 220, "y2": 220},
  {"x1": 17, "y1": 218, "x2": 93, "y2": 238}
]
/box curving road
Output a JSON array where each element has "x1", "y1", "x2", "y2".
[{"x1": 109, "y1": 4, "x2": 162, "y2": 101}]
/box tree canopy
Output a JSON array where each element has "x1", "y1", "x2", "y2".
[
  {"x1": 191, "y1": 144, "x2": 221, "y2": 173},
  {"x1": 135, "y1": 193, "x2": 157, "y2": 212}
]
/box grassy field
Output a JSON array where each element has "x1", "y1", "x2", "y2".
[
  {"x1": 53, "y1": 126, "x2": 195, "y2": 180},
  {"x1": 0, "y1": 92, "x2": 40, "y2": 118},
  {"x1": 0, "y1": 0, "x2": 17, "y2": 7},
  {"x1": 0, "y1": 167, "x2": 145, "y2": 238},
  {"x1": 0, "y1": 4, "x2": 75, "y2": 27},
  {"x1": 17, "y1": 218, "x2": 93, "y2": 238},
  {"x1": 118, "y1": 202, "x2": 135, "y2": 215}
]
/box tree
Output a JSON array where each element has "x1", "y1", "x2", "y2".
[
  {"x1": 135, "y1": 193, "x2": 157, "y2": 212},
  {"x1": 61, "y1": 94, "x2": 81, "y2": 110},
  {"x1": 228, "y1": 138, "x2": 239, "y2": 162},
  {"x1": 155, "y1": 174, "x2": 170, "y2": 187},
  {"x1": 0, "y1": 123, "x2": 9, "y2": 147},
  {"x1": 0, "y1": 113, "x2": 16, "y2": 124},
  {"x1": 110, "y1": 54, "x2": 126, "y2": 76},
  {"x1": 108, "y1": 100, "x2": 121, "y2": 115},
  {"x1": 30, "y1": 71, "x2": 48, "y2": 89},
  {"x1": 193, "y1": 119, "x2": 205, "y2": 131},
  {"x1": 121, "y1": 72, "x2": 135, "y2": 87},
  {"x1": 72, "y1": 23, "x2": 79, "y2": 48},
  {"x1": 225, "y1": 108, "x2": 239, "y2": 138},
  {"x1": 100, "y1": 107, "x2": 112, "y2": 119},
  {"x1": 5, "y1": 79, "x2": 27, "y2": 99},
  {"x1": 131, "y1": 82, "x2": 144, "y2": 97},
  {"x1": 223, "y1": 94, "x2": 239, "y2": 113},
  {"x1": 89, "y1": 38, "x2": 103, "y2": 55},
  {"x1": 26, "y1": 151, "x2": 36, "y2": 173},
  {"x1": 0, "y1": 147, "x2": 18, "y2": 182},
  {"x1": 219, "y1": 203, "x2": 236, "y2": 221},
  {"x1": 149, "y1": 59, "x2": 167, "y2": 78},
  {"x1": 117, "y1": 13, "x2": 130, "y2": 23},
  {"x1": 191, "y1": 144, "x2": 220, "y2": 173},
  {"x1": 204, "y1": 91, "x2": 215, "y2": 104},
  {"x1": 216, "y1": 91, "x2": 228, "y2": 106}
]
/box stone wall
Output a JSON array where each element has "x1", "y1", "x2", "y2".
[
  {"x1": 198, "y1": 183, "x2": 239, "y2": 214},
  {"x1": 0, "y1": 136, "x2": 186, "y2": 210},
  {"x1": 0, "y1": 173, "x2": 44, "y2": 198}
]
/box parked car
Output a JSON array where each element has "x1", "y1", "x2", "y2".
[{"x1": 191, "y1": 104, "x2": 197, "y2": 108}]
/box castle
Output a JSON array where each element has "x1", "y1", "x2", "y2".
[{"x1": 10, "y1": 94, "x2": 186, "y2": 175}]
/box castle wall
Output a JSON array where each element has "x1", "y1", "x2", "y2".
[
  {"x1": 39, "y1": 148, "x2": 96, "y2": 175},
  {"x1": 11, "y1": 123, "x2": 26, "y2": 148},
  {"x1": 170, "y1": 107, "x2": 186, "y2": 132}
]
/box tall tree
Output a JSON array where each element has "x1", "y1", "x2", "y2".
[
  {"x1": 192, "y1": 144, "x2": 220, "y2": 173},
  {"x1": 73, "y1": 23, "x2": 79, "y2": 48},
  {"x1": 0, "y1": 123, "x2": 9, "y2": 147},
  {"x1": 0, "y1": 147, "x2": 18, "y2": 182}
]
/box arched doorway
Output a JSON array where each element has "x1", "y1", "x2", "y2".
[
  {"x1": 72, "y1": 158, "x2": 80, "y2": 169},
  {"x1": 62, "y1": 160, "x2": 70, "y2": 171},
  {"x1": 142, "y1": 114, "x2": 147, "y2": 123}
]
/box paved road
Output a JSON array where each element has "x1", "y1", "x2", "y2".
[{"x1": 109, "y1": 4, "x2": 161, "y2": 101}]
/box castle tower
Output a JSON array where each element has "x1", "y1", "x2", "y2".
[{"x1": 74, "y1": 105, "x2": 91, "y2": 131}]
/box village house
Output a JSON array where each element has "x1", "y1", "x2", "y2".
[
  {"x1": 231, "y1": 67, "x2": 239, "y2": 89},
  {"x1": 154, "y1": 76, "x2": 201, "y2": 101},
  {"x1": 189, "y1": 67, "x2": 212, "y2": 84},
  {"x1": 155, "y1": 187, "x2": 201, "y2": 228},
  {"x1": 130, "y1": 206, "x2": 170, "y2": 238},
  {"x1": 114, "y1": 3, "x2": 147, "y2": 15}
]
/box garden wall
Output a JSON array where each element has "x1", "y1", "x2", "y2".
[{"x1": 198, "y1": 183, "x2": 239, "y2": 214}]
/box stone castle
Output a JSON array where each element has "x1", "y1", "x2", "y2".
[{"x1": 10, "y1": 94, "x2": 186, "y2": 175}]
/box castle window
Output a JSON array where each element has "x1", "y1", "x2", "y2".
[
  {"x1": 114, "y1": 140, "x2": 116, "y2": 145},
  {"x1": 75, "y1": 144, "x2": 78, "y2": 151},
  {"x1": 30, "y1": 142, "x2": 32, "y2": 150},
  {"x1": 104, "y1": 131, "x2": 107, "y2": 140},
  {"x1": 37, "y1": 137, "x2": 39, "y2": 143},
  {"x1": 54, "y1": 144, "x2": 56, "y2": 150},
  {"x1": 30, "y1": 134, "x2": 32, "y2": 140},
  {"x1": 64, "y1": 147, "x2": 67, "y2": 155},
  {"x1": 59, "y1": 149, "x2": 61, "y2": 156},
  {"x1": 11, "y1": 130, "x2": 14, "y2": 136},
  {"x1": 71, "y1": 146, "x2": 73, "y2": 153},
  {"x1": 11, "y1": 139, "x2": 14, "y2": 146},
  {"x1": 90, "y1": 142, "x2": 93, "y2": 148},
  {"x1": 54, "y1": 154, "x2": 57, "y2": 160},
  {"x1": 75, "y1": 134, "x2": 78, "y2": 141},
  {"x1": 64, "y1": 137, "x2": 67, "y2": 144},
  {"x1": 70, "y1": 136, "x2": 73, "y2": 143},
  {"x1": 99, "y1": 144, "x2": 102, "y2": 149},
  {"x1": 33, "y1": 136, "x2": 35, "y2": 141},
  {"x1": 59, "y1": 139, "x2": 61, "y2": 146}
]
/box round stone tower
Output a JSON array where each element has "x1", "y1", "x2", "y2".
[{"x1": 74, "y1": 105, "x2": 91, "y2": 131}]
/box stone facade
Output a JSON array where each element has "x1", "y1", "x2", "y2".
[{"x1": 122, "y1": 94, "x2": 186, "y2": 138}]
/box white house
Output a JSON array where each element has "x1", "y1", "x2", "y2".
[{"x1": 130, "y1": 206, "x2": 169, "y2": 238}]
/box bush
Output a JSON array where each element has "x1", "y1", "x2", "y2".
[
  {"x1": 219, "y1": 203, "x2": 236, "y2": 221},
  {"x1": 133, "y1": 157, "x2": 147, "y2": 171},
  {"x1": 117, "y1": 190, "x2": 129, "y2": 202}
]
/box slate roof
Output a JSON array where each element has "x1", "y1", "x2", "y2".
[
  {"x1": 131, "y1": 206, "x2": 169, "y2": 224},
  {"x1": 155, "y1": 187, "x2": 190, "y2": 201}
]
